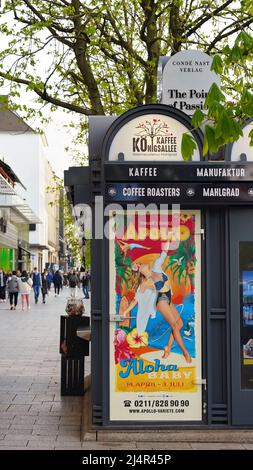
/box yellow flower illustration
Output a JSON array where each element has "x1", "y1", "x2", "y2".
[
  {"x1": 127, "y1": 328, "x2": 148, "y2": 349},
  {"x1": 180, "y1": 225, "x2": 190, "y2": 241}
]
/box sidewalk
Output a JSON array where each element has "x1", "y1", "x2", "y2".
[
  {"x1": 0, "y1": 287, "x2": 90, "y2": 450},
  {"x1": 0, "y1": 288, "x2": 252, "y2": 450}
]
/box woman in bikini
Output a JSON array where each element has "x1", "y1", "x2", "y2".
[{"x1": 123, "y1": 241, "x2": 191, "y2": 363}]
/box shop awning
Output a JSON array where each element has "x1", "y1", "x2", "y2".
[{"x1": 0, "y1": 194, "x2": 42, "y2": 224}]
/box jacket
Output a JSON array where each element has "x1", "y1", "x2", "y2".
[
  {"x1": 32, "y1": 272, "x2": 41, "y2": 286},
  {"x1": 18, "y1": 276, "x2": 33, "y2": 294}
]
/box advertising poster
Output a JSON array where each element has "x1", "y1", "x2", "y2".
[
  {"x1": 241, "y1": 270, "x2": 253, "y2": 373},
  {"x1": 109, "y1": 210, "x2": 202, "y2": 421}
]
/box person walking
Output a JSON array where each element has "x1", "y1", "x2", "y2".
[
  {"x1": 68, "y1": 271, "x2": 78, "y2": 298},
  {"x1": 46, "y1": 270, "x2": 53, "y2": 291},
  {"x1": 53, "y1": 270, "x2": 62, "y2": 296},
  {"x1": 32, "y1": 267, "x2": 41, "y2": 304},
  {"x1": 82, "y1": 271, "x2": 90, "y2": 299},
  {"x1": 19, "y1": 270, "x2": 33, "y2": 310},
  {"x1": 0, "y1": 268, "x2": 7, "y2": 302},
  {"x1": 41, "y1": 270, "x2": 48, "y2": 303},
  {"x1": 7, "y1": 271, "x2": 19, "y2": 310},
  {"x1": 63, "y1": 272, "x2": 68, "y2": 288}
]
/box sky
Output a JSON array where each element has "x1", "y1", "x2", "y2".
[{"x1": 38, "y1": 109, "x2": 80, "y2": 178}]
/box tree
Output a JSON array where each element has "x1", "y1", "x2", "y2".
[{"x1": 0, "y1": 1, "x2": 252, "y2": 157}]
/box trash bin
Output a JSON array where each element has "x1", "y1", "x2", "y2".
[{"x1": 60, "y1": 315, "x2": 90, "y2": 396}]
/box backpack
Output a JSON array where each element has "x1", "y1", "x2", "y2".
[{"x1": 8, "y1": 276, "x2": 19, "y2": 293}]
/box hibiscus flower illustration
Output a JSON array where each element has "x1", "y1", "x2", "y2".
[
  {"x1": 114, "y1": 328, "x2": 135, "y2": 364},
  {"x1": 127, "y1": 328, "x2": 148, "y2": 349}
]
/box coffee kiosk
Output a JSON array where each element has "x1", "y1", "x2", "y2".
[{"x1": 64, "y1": 50, "x2": 253, "y2": 429}]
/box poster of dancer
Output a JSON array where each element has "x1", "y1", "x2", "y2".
[{"x1": 109, "y1": 210, "x2": 202, "y2": 421}]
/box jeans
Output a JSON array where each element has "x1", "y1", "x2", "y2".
[
  {"x1": 83, "y1": 286, "x2": 89, "y2": 298},
  {"x1": 33, "y1": 285, "x2": 40, "y2": 302}
]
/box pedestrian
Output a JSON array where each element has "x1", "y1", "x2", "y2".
[
  {"x1": 63, "y1": 272, "x2": 68, "y2": 287},
  {"x1": 0, "y1": 268, "x2": 7, "y2": 302},
  {"x1": 46, "y1": 270, "x2": 53, "y2": 291},
  {"x1": 41, "y1": 270, "x2": 48, "y2": 303},
  {"x1": 82, "y1": 271, "x2": 89, "y2": 299},
  {"x1": 7, "y1": 271, "x2": 19, "y2": 310},
  {"x1": 32, "y1": 267, "x2": 41, "y2": 304},
  {"x1": 59, "y1": 271, "x2": 63, "y2": 290},
  {"x1": 53, "y1": 270, "x2": 61, "y2": 296},
  {"x1": 68, "y1": 271, "x2": 78, "y2": 298},
  {"x1": 19, "y1": 270, "x2": 33, "y2": 310}
]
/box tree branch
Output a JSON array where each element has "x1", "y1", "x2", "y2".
[
  {"x1": 207, "y1": 17, "x2": 253, "y2": 53},
  {"x1": 22, "y1": 0, "x2": 74, "y2": 47},
  {"x1": 0, "y1": 71, "x2": 92, "y2": 115},
  {"x1": 184, "y1": 0, "x2": 234, "y2": 38}
]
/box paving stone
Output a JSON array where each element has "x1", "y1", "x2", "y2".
[
  {"x1": 54, "y1": 444, "x2": 83, "y2": 450},
  {"x1": 58, "y1": 425, "x2": 81, "y2": 431},
  {"x1": 190, "y1": 443, "x2": 245, "y2": 450},
  {"x1": 136, "y1": 442, "x2": 192, "y2": 450},
  {"x1": 7, "y1": 404, "x2": 31, "y2": 413},
  {"x1": 56, "y1": 436, "x2": 82, "y2": 444},
  {"x1": 5, "y1": 428, "x2": 33, "y2": 435},
  {"x1": 243, "y1": 444, "x2": 253, "y2": 449},
  {"x1": 3, "y1": 436, "x2": 30, "y2": 446},
  {"x1": 12, "y1": 395, "x2": 36, "y2": 404},
  {"x1": 81, "y1": 442, "x2": 138, "y2": 450},
  {"x1": 13, "y1": 416, "x2": 36, "y2": 425},
  {"x1": 0, "y1": 446, "x2": 28, "y2": 449},
  {"x1": 27, "y1": 443, "x2": 55, "y2": 449},
  {"x1": 60, "y1": 416, "x2": 82, "y2": 424}
]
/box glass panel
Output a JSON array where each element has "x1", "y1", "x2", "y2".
[
  {"x1": 109, "y1": 210, "x2": 202, "y2": 422},
  {"x1": 240, "y1": 241, "x2": 253, "y2": 389}
]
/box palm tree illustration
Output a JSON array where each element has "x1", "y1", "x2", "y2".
[
  {"x1": 136, "y1": 118, "x2": 170, "y2": 152},
  {"x1": 115, "y1": 242, "x2": 132, "y2": 292},
  {"x1": 165, "y1": 240, "x2": 196, "y2": 293}
]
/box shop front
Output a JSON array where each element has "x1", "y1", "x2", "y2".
[{"x1": 86, "y1": 104, "x2": 253, "y2": 429}]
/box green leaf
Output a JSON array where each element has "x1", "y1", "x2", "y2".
[
  {"x1": 207, "y1": 101, "x2": 224, "y2": 120},
  {"x1": 215, "y1": 110, "x2": 233, "y2": 143},
  {"x1": 181, "y1": 133, "x2": 197, "y2": 161},
  {"x1": 192, "y1": 108, "x2": 205, "y2": 129},
  {"x1": 205, "y1": 83, "x2": 225, "y2": 109},
  {"x1": 203, "y1": 125, "x2": 218, "y2": 156},
  {"x1": 229, "y1": 44, "x2": 242, "y2": 62},
  {"x1": 211, "y1": 55, "x2": 223, "y2": 75},
  {"x1": 249, "y1": 129, "x2": 253, "y2": 147}
]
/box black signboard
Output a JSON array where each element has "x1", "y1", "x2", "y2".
[
  {"x1": 105, "y1": 182, "x2": 253, "y2": 205},
  {"x1": 104, "y1": 162, "x2": 253, "y2": 182}
]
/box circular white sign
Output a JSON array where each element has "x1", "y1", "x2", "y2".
[
  {"x1": 229, "y1": 122, "x2": 253, "y2": 161},
  {"x1": 108, "y1": 113, "x2": 201, "y2": 161},
  {"x1": 162, "y1": 50, "x2": 220, "y2": 115}
]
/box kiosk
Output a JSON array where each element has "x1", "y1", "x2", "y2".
[{"x1": 65, "y1": 104, "x2": 253, "y2": 428}]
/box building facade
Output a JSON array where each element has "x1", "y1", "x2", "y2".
[{"x1": 0, "y1": 102, "x2": 60, "y2": 272}]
